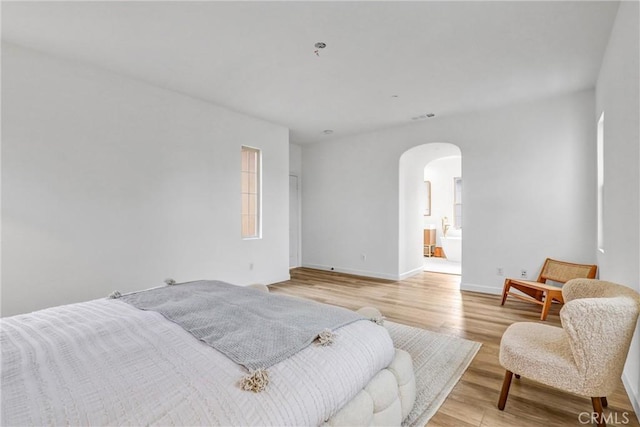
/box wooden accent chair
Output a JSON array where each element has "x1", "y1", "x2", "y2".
[
  {"x1": 500, "y1": 258, "x2": 597, "y2": 320},
  {"x1": 498, "y1": 279, "x2": 640, "y2": 427}
]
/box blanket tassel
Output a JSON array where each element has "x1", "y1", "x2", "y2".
[
  {"x1": 369, "y1": 316, "x2": 385, "y2": 326},
  {"x1": 317, "y1": 328, "x2": 336, "y2": 346},
  {"x1": 240, "y1": 369, "x2": 270, "y2": 393}
]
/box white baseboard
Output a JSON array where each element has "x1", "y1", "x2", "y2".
[
  {"x1": 622, "y1": 372, "x2": 640, "y2": 423},
  {"x1": 398, "y1": 266, "x2": 424, "y2": 280},
  {"x1": 260, "y1": 272, "x2": 291, "y2": 286},
  {"x1": 460, "y1": 282, "x2": 502, "y2": 295},
  {"x1": 302, "y1": 263, "x2": 402, "y2": 280}
]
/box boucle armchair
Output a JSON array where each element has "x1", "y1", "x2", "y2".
[{"x1": 498, "y1": 279, "x2": 640, "y2": 427}]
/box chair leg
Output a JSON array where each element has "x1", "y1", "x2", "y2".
[
  {"x1": 498, "y1": 370, "x2": 513, "y2": 410},
  {"x1": 591, "y1": 397, "x2": 606, "y2": 427},
  {"x1": 601, "y1": 396, "x2": 608, "y2": 408},
  {"x1": 501, "y1": 280, "x2": 511, "y2": 305},
  {"x1": 540, "y1": 292, "x2": 553, "y2": 321}
]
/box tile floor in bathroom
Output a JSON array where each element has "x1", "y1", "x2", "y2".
[{"x1": 423, "y1": 256, "x2": 461, "y2": 275}]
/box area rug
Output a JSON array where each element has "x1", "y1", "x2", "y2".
[{"x1": 385, "y1": 321, "x2": 481, "y2": 426}]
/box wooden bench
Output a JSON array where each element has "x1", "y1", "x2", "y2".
[{"x1": 500, "y1": 258, "x2": 597, "y2": 320}]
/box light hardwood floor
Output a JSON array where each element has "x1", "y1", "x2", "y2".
[{"x1": 270, "y1": 268, "x2": 639, "y2": 427}]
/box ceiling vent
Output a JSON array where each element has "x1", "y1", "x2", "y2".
[{"x1": 411, "y1": 113, "x2": 436, "y2": 120}]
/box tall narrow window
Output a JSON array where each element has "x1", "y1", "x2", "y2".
[
  {"x1": 453, "y1": 177, "x2": 462, "y2": 229},
  {"x1": 241, "y1": 146, "x2": 261, "y2": 239},
  {"x1": 597, "y1": 112, "x2": 604, "y2": 252}
]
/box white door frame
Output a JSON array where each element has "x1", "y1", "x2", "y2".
[{"x1": 289, "y1": 174, "x2": 302, "y2": 268}]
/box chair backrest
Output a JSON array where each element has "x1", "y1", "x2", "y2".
[
  {"x1": 537, "y1": 258, "x2": 597, "y2": 284},
  {"x1": 560, "y1": 279, "x2": 640, "y2": 395}
]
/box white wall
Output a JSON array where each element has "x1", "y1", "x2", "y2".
[
  {"x1": 595, "y1": 0, "x2": 640, "y2": 414},
  {"x1": 302, "y1": 134, "x2": 401, "y2": 279},
  {"x1": 302, "y1": 90, "x2": 596, "y2": 288},
  {"x1": 424, "y1": 156, "x2": 462, "y2": 246},
  {"x1": 1, "y1": 43, "x2": 291, "y2": 316}
]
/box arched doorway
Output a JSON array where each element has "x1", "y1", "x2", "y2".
[{"x1": 399, "y1": 143, "x2": 462, "y2": 280}]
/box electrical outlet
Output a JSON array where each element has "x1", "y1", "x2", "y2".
[
  {"x1": 520, "y1": 269, "x2": 527, "y2": 278},
  {"x1": 496, "y1": 267, "x2": 504, "y2": 276},
  {"x1": 361, "y1": 253, "x2": 367, "y2": 262},
  {"x1": 249, "y1": 262, "x2": 254, "y2": 270}
]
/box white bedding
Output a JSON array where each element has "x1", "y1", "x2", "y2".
[{"x1": 1, "y1": 298, "x2": 395, "y2": 426}]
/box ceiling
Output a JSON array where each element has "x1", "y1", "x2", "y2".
[{"x1": 1, "y1": 1, "x2": 619, "y2": 145}]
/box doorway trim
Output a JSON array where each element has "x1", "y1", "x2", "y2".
[{"x1": 289, "y1": 174, "x2": 302, "y2": 268}]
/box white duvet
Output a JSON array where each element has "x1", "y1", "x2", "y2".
[{"x1": 1, "y1": 298, "x2": 395, "y2": 426}]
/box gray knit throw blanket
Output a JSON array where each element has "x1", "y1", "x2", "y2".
[{"x1": 119, "y1": 280, "x2": 364, "y2": 372}]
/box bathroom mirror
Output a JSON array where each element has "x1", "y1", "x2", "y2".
[
  {"x1": 424, "y1": 180, "x2": 431, "y2": 216},
  {"x1": 453, "y1": 177, "x2": 462, "y2": 228}
]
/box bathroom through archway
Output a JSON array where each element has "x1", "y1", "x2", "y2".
[
  {"x1": 398, "y1": 142, "x2": 462, "y2": 281},
  {"x1": 423, "y1": 155, "x2": 462, "y2": 275}
]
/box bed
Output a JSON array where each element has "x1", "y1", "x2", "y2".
[{"x1": 1, "y1": 280, "x2": 415, "y2": 426}]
